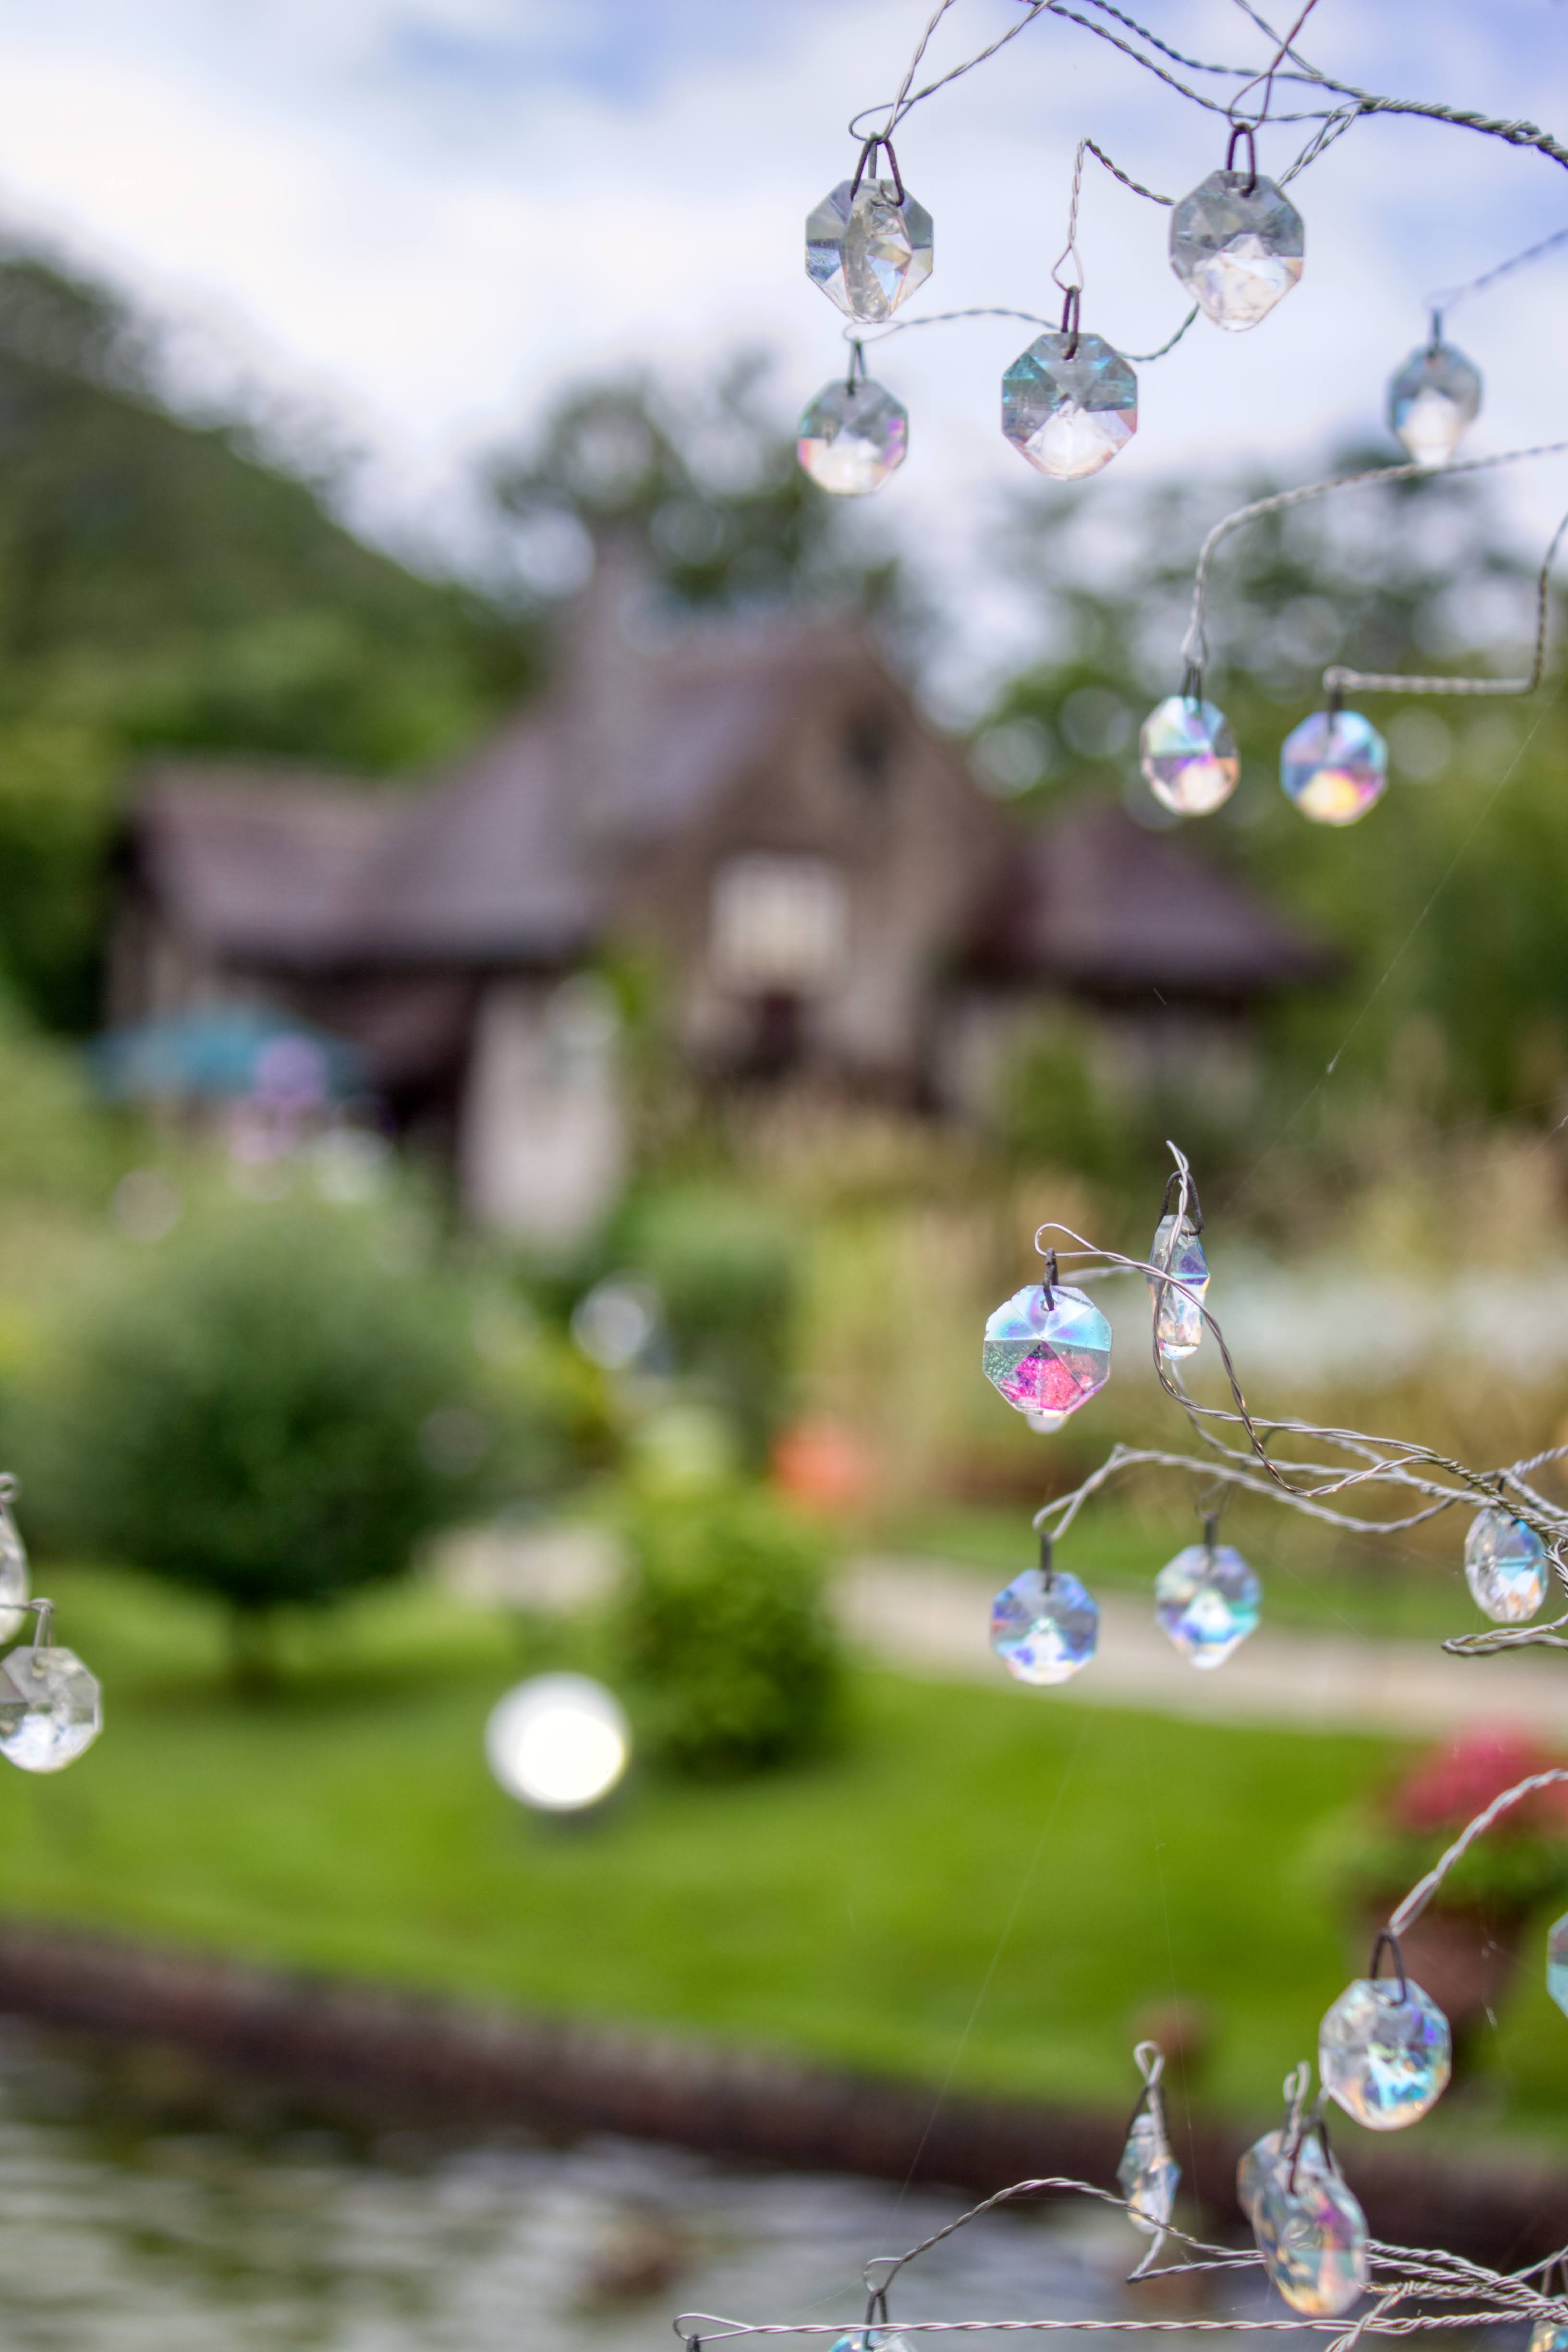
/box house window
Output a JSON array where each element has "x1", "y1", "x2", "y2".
[{"x1": 710, "y1": 855, "x2": 849, "y2": 994}]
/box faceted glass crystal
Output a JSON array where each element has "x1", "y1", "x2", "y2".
[
  {"x1": 1528, "y1": 2324, "x2": 1568, "y2": 2352},
  {"x1": 1155, "y1": 1542, "x2": 1261, "y2": 1669},
  {"x1": 797, "y1": 379, "x2": 908, "y2": 496},
  {"x1": 0, "y1": 1642, "x2": 102, "y2": 1772},
  {"x1": 1253, "y1": 2150, "x2": 1368, "y2": 2316},
  {"x1": 806, "y1": 179, "x2": 933, "y2": 322},
  {"x1": 831, "y1": 2334, "x2": 915, "y2": 2352},
  {"x1": 1170, "y1": 170, "x2": 1304, "y2": 332},
  {"x1": 0, "y1": 1504, "x2": 29, "y2": 1644},
  {"x1": 1463, "y1": 1507, "x2": 1547, "y2": 1624},
  {"x1": 1001, "y1": 332, "x2": 1137, "y2": 481},
  {"x1": 991, "y1": 1564, "x2": 1098, "y2": 1685},
  {"x1": 1281, "y1": 710, "x2": 1387, "y2": 826},
  {"x1": 1548, "y1": 1911, "x2": 1568, "y2": 2017},
  {"x1": 1319, "y1": 1976, "x2": 1451, "y2": 2130},
  {"x1": 1387, "y1": 340, "x2": 1482, "y2": 463},
  {"x1": 1139, "y1": 696, "x2": 1240, "y2": 816},
  {"x1": 1118, "y1": 2105, "x2": 1179, "y2": 2232},
  {"x1": 1147, "y1": 1213, "x2": 1209, "y2": 1358},
  {"x1": 1239, "y1": 2127, "x2": 1333, "y2": 2221},
  {"x1": 983, "y1": 1283, "x2": 1111, "y2": 1420}
]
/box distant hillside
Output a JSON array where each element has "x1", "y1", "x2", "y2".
[{"x1": 0, "y1": 247, "x2": 539, "y2": 1030}]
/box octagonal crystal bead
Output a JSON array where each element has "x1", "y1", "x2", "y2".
[
  {"x1": 1388, "y1": 340, "x2": 1482, "y2": 463},
  {"x1": 1001, "y1": 331, "x2": 1137, "y2": 481},
  {"x1": 983, "y1": 1283, "x2": 1111, "y2": 1419},
  {"x1": 0, "y1": 1642, "x2": 102, "y2": 1772},
  {"x1": 1140, "y1": 696, "x2": 1239, "y2": 816},
  {"x1": 1147, "y1": 1213, "x2": 1208, "y2": 1358},
  {"x1": 991, "y1": 1564, "x2": 1098, "y2": 1685},
  {"x1": 1529, "y1": 2325, "x2": 1568, "y2": 2352},
  {"x1": 1118, "y1": 2106, "x2": 1179, "y2": 2232},
  {"x1": 1155, "y1": 1542, "x2": 1261, "y2": 1669},
  {"x1": 1253, "y1": 2150, "x2": 1368, "y2": 2316},
  {"x1": 1319, "y1": 1976, "x2": 1451, "y2": 2130},
  {"x1": 1239, "y1": 2125, "x2": 1334, "y2": 2221},
  {"x1": 806, "y1": 178, "x2": 933, "y2": 322},
  {"x1": 797, "y1": 378, "x2": 908, "y2": 496},
  {"x1": 0, "y1": 1504, "x2": 29, "y2": 1644},
  {"x1": 1170, "y1": 170, "x2": 1303, "y2": 331},
  {"x1": 1464, "y1": 1507, "x2": 1546, "y2": 1624},
  {"x1": 1281, "y1": 710, "x2": 1387, "y2": 825}
]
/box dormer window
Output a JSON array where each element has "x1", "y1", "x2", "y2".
[{"x1": 710, "y1": 855, "x2": 849, "y2": 994}]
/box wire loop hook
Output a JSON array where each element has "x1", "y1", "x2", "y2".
[
  {"x1": 849, "y1": 135, "x2": 905, "y2": 204},
  {"x1": 1225, "y1": 121, "x2": 1259, "y2": 194},
  {"x1": 1369, "y1": 1928, "x2": 1410, "y2": 2005}
]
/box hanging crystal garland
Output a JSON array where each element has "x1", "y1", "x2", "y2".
[
  {"x1": 1279, "y1": 701, "x2": 1389, "y2": 824},
  {"x1": 0, "y1": 1493, "x2": 101, "y2": 1774},
  {"x1": 1116, "y1": 2041, "x2": 1180, "y2": 2241},
  {"x1": 1146, "y1": 1169, "x2": 1209, "y2": 1358},
  {"x1": 796, "y1": 341, "x2": 908, "y2": 496},
  {"x1": 1387, "y1": 311, "x2": 1483, "y2": 462},
  {"x1": 1155, "y1": 1516, "x2": 1262, "y2": 1669},
  {"x1": 1463, "y1": 1503, "x2": 1547, "y2": 1623},
  {"x1": 991, "y1": 1533, "x2": 1099, "y2": 1685},
  {"x1": 1169, "y1": 125, "x2": 1304, "y2": 333},
  {"x1": 1249, "y1": 2100, "x2": 1369, "y2": 2315},
  {"x1": 806, "y1": 136, "x2": 933, "y2": 324},
  {"x1": 1001, "y1": 289, "x2": 1138, "y2": 482},
  {"x1": 982, "y1": 1248, "x2": 1112, "y2": 1426},
  {"x1": 1318, "y1": 1930, "x2": 1452, "y2": 2130},
  {"x1": 1138, "y1": 673, "x2": 1240, "y2": 817}
]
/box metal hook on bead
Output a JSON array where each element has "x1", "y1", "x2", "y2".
[
  {"x1": 1059, "y1": 284, "x2": 1082, "y2": 359},
  {"x1": 1159, "y1": 1166, "x2": 1204, "y2": 1234},
  {"x1": 846, "y1": 339, "x2": 867, "y2": 394},
  {"x1": 849, "y1": 134, "x2": 905, "y2": 205},
  {"x1": 1225, "y1": 120, "x2": 1259, "y2": 195},
  {"x1": 1040, "y1": 1247, "x2": 1058, "y2": 1310},
  {"x1": 1369, "y1": 1927, "x2": 1410, "y2": 2006}
]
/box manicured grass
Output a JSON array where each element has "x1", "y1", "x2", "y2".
[{"x1": 5, "y1": 1563, "x2": 1568, "y2": 2149}]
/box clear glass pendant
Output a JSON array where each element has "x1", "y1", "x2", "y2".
[
  {"x1": 1388, "y1": 330, "x2": 1482, "y2": 463},
  {"x1": 830, "y1": 2332, "x2": 915, "y2": 2352},
  {"x1": 983, "y1": 1272, "x2": 1111, "y2": 1421},
  {"x1": 1118, "y1": 2046, "x2": 1180, "y2": 2233},
  {"x1": 806, "y1": 156, "x2": 933, "y2": 323},
  {"x1": 1002, "y1": 311, "x2": 1137, "y2": 481},
  {"x1": 1319, "y1": 1968, "x2": 1451, "y2": 2130},
  {"x1": 797, "y1": 375, "x2": 908, "y2": 496},
  {"x1": 1280, "y1": 709, "x2": 1387, "y2": 825},
  {"x1": 1252, "y1": 2127, "x2": 1368, "y2": 2316},
  {"x1": 0, "y1": 1629, "x2": 102, "y2": 1772},
  {"x1": 1147, "y1": 1210, "x2": 1208, "y2": 1358},
  {"x1": 1528, "y1": 2323, "x2": 1568, "y2": 2352},
  {"x1": 991, "y1": 1547, "x2": 1098, "y2": 1685},
  {"x1": 1463, "y1": 1506, "x2": 1547, "y2": 1624},
  {"x1": 1139, "y1": 695, "x2": 1240, "y2": 816},
  {"x1": 1155, "y1": 1538, "x2": 1261, "y2": 1669},
  {"x1": 1170, "y1": 152, "x2": 1304, "y2": 332},
  {"x1": 0, "y1": 1499, "x2": 29, "y2": 1644}
]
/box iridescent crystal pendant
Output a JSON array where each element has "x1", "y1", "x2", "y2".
[
  {"x1": 1169, "y1": 146, "x2": 1304, "y2": 332},
  {"x1": 0, "y1": 1499, "x2": 29, "y2": 1643},
  {"x1": 1280, "y1": 709, "x2": 1387, "y2": 825},
  {"x1": 1252, "y1": 2131, "x2": 1368, "y2": 2316},
  {"x1": 1155, "y1": 1538, "x2": 1261, "y2": 1669},
  {"x1": 1548, "y1": 1911, "x2": 1568, "y2": 2017},
  {"x1": 1319, "y1": 1971, "x2": 1451, "y2": 2130},
  {"x1": 0, "y1": 1635, "x2": 102, "y2": 1772},
  {"x1": 991, "y1": 1547, "x2": 1098, "y2": 1685},
  {"x1": 806, "y1": 151, "x2": 933, "y2": 323},
  {"x1": 1388, "y1": 331, "x2": 1482, "y2": 463},
  {"x1": 983, "y1": 1273, "x2": 1111, "y2": 1420},
  {"x1": 1528, "y1": 2322, "x2": 1568, "y2": 2352},
  {"x1": 1147, "y1": 1211, "x2": 1208, "y2": 1358},
  {"x1": 1139, "y1": 695, "x2": 1239, "y2": 816},
  {"x1": 1463, "y1": 1506, "x2": 1547, "y2": 1624},
  {"x1": 1001, "y1": 314, "x2": 1137, "y2": 481},
  {"x1": 1118, "y1": 2046, "x2": 1180, "y2": 2235},
  {"x1": 830, "y1": 2332, "x2": 915, "y2": 2352},
  {"x1": 797, "y1": 375, "x2": 908, "y2": 496}
]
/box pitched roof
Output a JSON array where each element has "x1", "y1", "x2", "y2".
[{"x1": 972, "y1": 798, "x2": 1336, "y2": 998}]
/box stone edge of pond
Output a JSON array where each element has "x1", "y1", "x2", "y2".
[{"x1": 0, "y1": 1913, "x2": 1557, "y2": 2266}]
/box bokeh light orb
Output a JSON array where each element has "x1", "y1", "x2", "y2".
[{"x1": 485, "y1": 1673, "x2": 630, "y2": 1813}]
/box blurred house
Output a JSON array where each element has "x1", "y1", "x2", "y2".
[{"x1": 110, "y1": 560, "x2": 1329, "y2": 1247}]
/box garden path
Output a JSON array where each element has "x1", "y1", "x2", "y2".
[{"x1": 841, "y1": 1557, "x2": 1568, "y2": 1740}]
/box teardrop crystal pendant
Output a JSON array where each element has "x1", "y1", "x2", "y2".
[
  {"x1": 797, "y1": 377, "x2": 908, "y2": 496},
  {"x1": 1252, "y1": 2132, "x2": 1368, "y2": 2316},
  {"x1": 1281, "y1": 709, "x2": 1387, "y2": 825},
  {"x1": 1117, "y1": 2046, "x2": 1180, "y2": 2233},
  {"x1": 806, "y1": 154, "x2": 933, "y2": 323},
  {"x1": 1169, "y1": 144, "x2": 1304, "y2": 333},
  {"x1": 1139, "y1": 695, "x2": 1240, "y2": 816},
  {"x1": 1155, "y1": 1539, "x2": 1261, "y2": 1669},
  {"x1": 0, "y1": 1627, "x2": 102, "y2": 1772},
  {"x1": 1548, "y1": 1910, "x2": 1568, "y2": 2017},
  {"x1": 991, "y1": 1551, "x2": 1099, "y2": 1686},
  {"x1": 1388, "y1": 334, "x2": 1482, "y2": 463},
  {"x1": 1463, "y1": 1506, "x2": 1547, "y2": 1624},
  {"x1": 0, "y1": 1497, "x2": 30, "y2": 1643},
  {"x1": 1319, "y1": 1970, "x2": 1452, "y2": 2130},
  {"x1": 1001, "y1": 321, "x2": 1137, "y2": 481},
  {"x1": 1147, "y1": 1211, "x2": 1208, "y2": 1358},
  {"x1": 983, "y1": 1274, "x2": 1111, "y2": 1421}
]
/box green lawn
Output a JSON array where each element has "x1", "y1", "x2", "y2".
[{"x1": 5, "y1": 1563, "x2": 1568, "y2": 2149}]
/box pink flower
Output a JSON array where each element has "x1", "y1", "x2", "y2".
[{"x1": 1387, "y1": 1728, "x2": 1568, "y2": 1838}]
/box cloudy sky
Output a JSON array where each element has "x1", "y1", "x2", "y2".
[{"x1": 0, "y1": 0, "x2": 1561, "y2": 680}]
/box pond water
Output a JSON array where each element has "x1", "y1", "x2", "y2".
[{"x1": 0, "y1": 2019, "x2": 1292, "y2": 2352}]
